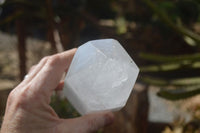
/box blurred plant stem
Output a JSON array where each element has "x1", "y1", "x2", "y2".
[
  {"x1": 139, "y1": 0, "x2": 200, "y2": 100},
  {"x1": 157, "y1": 85, "x2": 200, "y2": 100},
  {"x1": 16, "y1": 19, "x2": 27, "y2": 81},
  {"x1": 140, "y1": 53, "x2": 200, "y2": 63},
  {"x1": 46, "y1": 0, "x2": 57, "y2": 53},
  {"x1": 143, "y1": 0, "x2": 200, "y2": 47}
]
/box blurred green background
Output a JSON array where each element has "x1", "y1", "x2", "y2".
[{"x1": 0, "y1": 0, "x2": 200, "y2": 132}]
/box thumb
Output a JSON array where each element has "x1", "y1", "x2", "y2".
[{"x1": 59, "y1": 111, "x2": 114, "y2": 133}]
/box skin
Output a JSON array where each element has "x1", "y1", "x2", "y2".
[{"x1": 0, "y1": 48, "x2": 114, "y2": 133}]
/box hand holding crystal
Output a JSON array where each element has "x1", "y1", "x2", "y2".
[{"x1": 0, "y1": 48, "x2": 114, "y2": 133}]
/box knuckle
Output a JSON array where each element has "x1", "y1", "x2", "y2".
[
  {"x1": 7, "y1": 90, "x2": 15, "y2": 105},
  {"x1": 29, "y1": 65, "x2": 36, "y2": 73},
  {"x1": 46, "y1": 55, "x2": 61, "y2": 67},
  {"x1": 7, "y1": 86, "x2": 31, "y2": 108},
  {"x1": 41, "y1": 56, "x2": 49, "y2": 62},
  {"x1": 30, "y1": 65, "x2": 36, "y2": 70},
  {"x1": 16, "y1": 90, "x2": 31, "y2": 108}
]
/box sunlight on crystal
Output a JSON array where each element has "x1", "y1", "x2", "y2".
[{"x1": 63, "y1": 39, "x2": 139, "y2": 115}]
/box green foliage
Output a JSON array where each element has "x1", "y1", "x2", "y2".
[
  {"x1": 157, "y1": 1, "x2": 178, "y2": 21},
  {"x1": 140, "y1": 53, "x2": 200, "y2": 101},
  {"x1": 0, "y1": 0, "x2": 47, "y2": 28},
  {"x1": 141, "y1": 0, "x2": 200, "y2": 101},
  {"x1": 140, "y1": 53, "x2": 200, "y2": 63},
  {"x1": 140, "y1": 54, "x2": 200, "y2": 101},
  {"x1": 143, "y1": 0, "x2": 200, "y2": 46},
  {"x1": 50, "y1": 94, "x2": 80, "y2": 118},
  {"x1": 176, "y1": 0, "x2": 199, "y2": 24},
  {"x1": 141, "y1": 76, "x2": 200, "y2": 87},
  {"x1": 158, "y1": 85, "x2": 200, "y2": 100}
]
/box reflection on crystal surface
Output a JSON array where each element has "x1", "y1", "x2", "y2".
[{"x1": 63, "y1": 39, "x2": 139, "y2": 115}]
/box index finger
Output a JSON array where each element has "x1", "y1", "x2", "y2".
[{"x1": 30, "y1": 48, "x2": 77, "y2": 96}]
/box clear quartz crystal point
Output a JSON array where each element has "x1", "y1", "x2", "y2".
[{"x1": 63, "y1": 39, "x2": 139, "y2": 115}]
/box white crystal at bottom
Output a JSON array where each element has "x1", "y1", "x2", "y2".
[{"x1": 63, "y1": 39, "x2": 139, "y2": 115}]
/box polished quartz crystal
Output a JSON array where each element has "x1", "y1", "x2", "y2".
[{"x1": 63, "y1": 39, "x2": 139, "y2": 115}]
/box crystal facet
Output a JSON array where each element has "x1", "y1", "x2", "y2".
[{"x1": 63, "y1": 39, "x2": 139, "y2": 115}]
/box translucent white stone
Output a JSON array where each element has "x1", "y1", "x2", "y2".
[{"x1": 63, "y1": 39, "x2": 139, "y2": 115}]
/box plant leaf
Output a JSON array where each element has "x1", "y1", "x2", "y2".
[
  {"x1": 141, "y1": 76, "x2": 200, "y2": 87},
  {"x1": 139, "y1": 53, "x2": 200, "y2": 63},
  {"x1": 140, "y1": 62, "x2": 200, "y2": 72},
  {"x1": 157, "y1": 85, "x2": 200, "y2": 100}
]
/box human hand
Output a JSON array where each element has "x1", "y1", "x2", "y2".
[{"x1": 0, "y1": 49, "x2": 114, "y2": 133}]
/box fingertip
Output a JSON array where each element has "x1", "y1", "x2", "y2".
[
  {"x1": 72, "y1": 47, "x2": 78, "y2": 51},
  {"x1": 59, "y1": 48, "x2": 77, "y2": 59},
  {"x1": 55, "y1": 81, "x2": 64, "y2": 91},
  {"x1": 67, "y1": 48, "x2": 77, "y2": 54}
]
